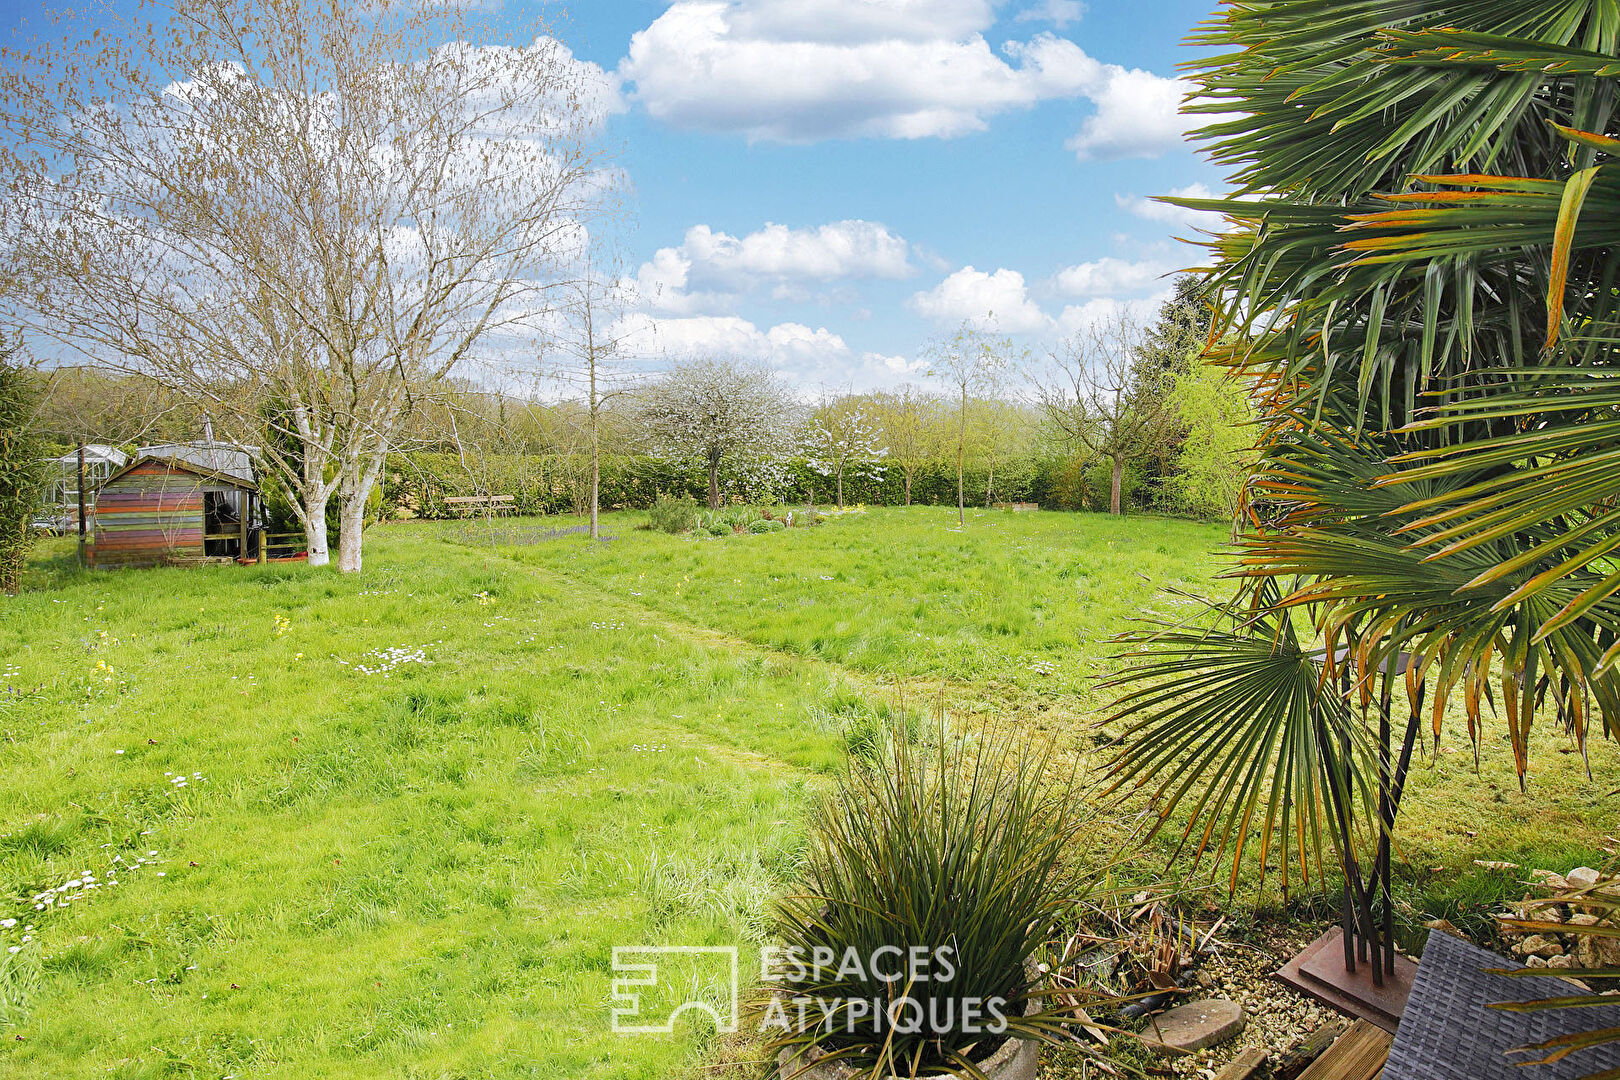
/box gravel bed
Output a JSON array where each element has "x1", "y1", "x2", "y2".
[{"x1": 1041, "y1": 922, "x2": 1345, "y2": 1079}]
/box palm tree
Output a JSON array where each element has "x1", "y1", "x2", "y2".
[{"x1": 1106, "y1": 0, "x2": 1620, "y2": 1025}]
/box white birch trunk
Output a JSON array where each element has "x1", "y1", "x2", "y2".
[{"x1": 303, "y1": 487, "x2": 331, "y2": 567}]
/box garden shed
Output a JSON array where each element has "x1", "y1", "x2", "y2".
[{"x1": 91, "y1": 450, "x2": 262, "y2": 568}]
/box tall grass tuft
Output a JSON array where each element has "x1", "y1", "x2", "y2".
[
  {"x1": 647, "y1": 494, "x2": 700, "y2": 534},
  {"x1": 766, "y1": 723, "x2": 1114, "y2": 1077}
]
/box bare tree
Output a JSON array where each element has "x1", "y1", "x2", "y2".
[
  {"x1": 926, "y1": 324, "x2": 1012, "y2": 527},
  {"x1": 1030, "y1": 312, "x2": 1170, "y2": 515},
  {"x1": 545, "y1": 263, "x2": 647, "y2": 539},
  {"x1": 868, "y1": 384, "x2": 943, "y2": 506},
  {"x1": 638, "y1": 358, "x2": 793, "y2": 510},
  {"x1": 802, "y1": 394, "x2": 887, "y2": 509},
  {"x1": 1, "y1": 0, "x2": 611, "y2": 571}
]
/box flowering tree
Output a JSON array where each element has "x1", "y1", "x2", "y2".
[
  {"x1": 0, "y1": 0, "x2": 611, "y2": 571},
  {"x1": 637, "y1": 358, "x2": 795, "y2": 509},
  {"x1": 802, "y1": 397, "x2": 887, "y2": 509}
]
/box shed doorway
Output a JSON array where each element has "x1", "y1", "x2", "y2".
[{"x1": 203, "y1": 490, "x2": 242, "y2": 557}]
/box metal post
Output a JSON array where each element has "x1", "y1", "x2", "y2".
[
  {"x1": 1378, "y1": 673, "x2": 1393, "y2": 975},
  {"x1": 1338, "y1": 663, "x2": 1356, "y2": 974},
  {"x1": 76, "y1": 443, "x2": 87, "y2": 566}
]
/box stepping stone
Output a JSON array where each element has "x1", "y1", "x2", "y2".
[{"x1": 1144, "y1": 998, "x2": 1246, "y2": 1054}]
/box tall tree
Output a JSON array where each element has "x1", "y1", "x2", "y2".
[
  {"x1": 0, "y1": 0, "x2": 609, "y2": 571},
  {"x1": 1136, "y1": 276, "x2": 1213, "y2": 379},
  {"x1": 31, "y1": 367, "x2": 196, "y2": 450},
  {"x1": 638, "y1": 358, "x2": 793, "y2": 510},
  {"x1": 1132, "y1": 276, "x2": 1215, "y2": 501},
  {"x1": 971, "y1": 397, "x2": 1038, "y2": 507},
  {"x1": 1030, "y1": 312, "x2": 1170, "y2": 515},
  {"x1": 927, "y1": 324, "x2": 1011, "y2": 527},
  {"x1": 547, "y1": 264, "x2": 645, "y2": 539},
  {"x1": 1166, "y1": 357, "x2": 1253, "y2": 539}
]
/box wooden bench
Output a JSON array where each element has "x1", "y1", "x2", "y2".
[
  {"x1": 443, "y1": 494, "x2": 516, "y2": 517},
  {"x1": 992, "y1": 501, "x2": 1039, "y2": 512}
]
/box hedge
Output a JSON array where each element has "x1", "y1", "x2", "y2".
[{"x1": 383, "y1": 451, "x2": 1172, "y2": 519}]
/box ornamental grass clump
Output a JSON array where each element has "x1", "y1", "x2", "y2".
[
  {"x1": 646, "y1": 494, "x2": 699, "y2": 534},
  {"x1": 765, "y1": 725, "x2": 1116, "y2": 1078}
]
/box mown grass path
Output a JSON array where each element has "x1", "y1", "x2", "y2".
[{"x1": 490, "y1": 508, "x2": 1620, "y2": 937}]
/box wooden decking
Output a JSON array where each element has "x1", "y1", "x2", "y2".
[
  {"x1": 1298, "y1": 1020, "x2": 1391, "y2": 1080},
  {"x1": 1212, "y1": 1020, "x2": 1391, "y2": 1080}
]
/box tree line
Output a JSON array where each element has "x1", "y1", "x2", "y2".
[
  {"x1": 398, "y1": 276, "x2": 1253, "y2": 530},
  {"x1": 0, "y1": 0, "x2": 1258, "y2": 588},
  {"x1": 10, "y1": 276, "x2": 1255, "y2": 540}
]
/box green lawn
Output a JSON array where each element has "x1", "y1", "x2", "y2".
[
  {"x1": 1, "y1": 528, "x2": 859, "y2": 1077},
  {"x1": 493, "y1": 508, "x2": 1620, "y2": 928},
  {"x1": 1, "y1": 506, "x2": 1615, "y2": 1077}
]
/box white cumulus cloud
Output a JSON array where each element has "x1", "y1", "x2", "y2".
[
  {"x1": 618, "y1": 1, "x2": 1186, "y2": 155},
  {"x1": 1052, "y1": 293, "x2": 1170, "y2": 340},
  {"x1": 1066, "y1": 70, "x2": 1190, "y2": 160},
  {"x1": 1114, "y1": 182, "x2": 1222, "y2": 234},
  {"x1": 691, "y1": 220, "x2": 911, "y2": 279},
  {"x1": 867, "y1": 351, "x2": 927, "y2": 374},
  {"x1": 908, "y1": 266, "x2": 1050, "y2": 334},
  {"x1": 1051, "y1": 255, "x2": 1172, "y2": 298},
  {"x1": 627, "y1": 219, "x2": 912, "y2": 313},
  {"x1": 729, "y1": 0, "x2": 1000, "y2": 43},
  {"x1": 614, "y1": 312, "x2": 851, "y2": 372}
]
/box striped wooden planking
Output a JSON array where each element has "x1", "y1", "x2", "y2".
[
  {"x1": 92, "y1": 461, "x2": 212, "y2": 566},
  {"x1": 97, "y1": 497, "x2": 204, "y2": 512}
]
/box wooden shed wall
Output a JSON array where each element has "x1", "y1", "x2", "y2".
[{"x1": 92, "y1": 462, "x2": 207, "y2": 567}]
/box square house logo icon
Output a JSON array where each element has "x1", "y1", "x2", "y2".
[{"x1": 611, "y1": 946, "x2": 740, "y2": 1035}]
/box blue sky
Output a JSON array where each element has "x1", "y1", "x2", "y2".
[{"x1": 6, "y1": 0, "x2": 1227, "y2": 390}]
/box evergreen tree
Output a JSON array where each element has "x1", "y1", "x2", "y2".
[{"x1": 0, "y1": 341, "x2": 46, "y2": 594}]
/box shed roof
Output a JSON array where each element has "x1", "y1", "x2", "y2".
[
  {"x1": 103, "y1": 453, "x2": 260, "y2": 492},
  {"x1": 134, "y1": 441, "x2": 257, "y2": 484}
]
